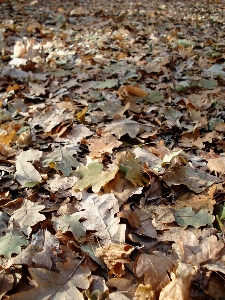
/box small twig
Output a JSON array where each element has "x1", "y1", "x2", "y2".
[{"x1": 47, "y1": 256, "x2": 85, "y2": 300}]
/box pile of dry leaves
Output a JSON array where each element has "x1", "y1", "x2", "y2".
[{"x1": 0, "y1": 0, "x2": 225, "y2": 299}]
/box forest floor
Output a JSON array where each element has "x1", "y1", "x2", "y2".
[{"x1": 0, "y1": 0, "x2": 225, "y2": 299}]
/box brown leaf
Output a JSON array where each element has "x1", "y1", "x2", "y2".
[
  {"x1": 134, "y1": 254, "x2": 173, "y2": 292},
  {"x1": 96, "y1": 243, "x2": 133, "y2": 277}
]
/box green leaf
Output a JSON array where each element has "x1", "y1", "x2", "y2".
[
  {"x1": 94, "y1": 80, "x2": 118, "y2": 89},
  {"x1": 73, "y1": 161, "x2": 118, "y2": 193},
  {"x1": 173, "y1": 207, "x2": 215, "y2": 229},
  {"x1": 145, "y1": 91, "x2": 163, "y2": 103},
  {"x1": 53, "y1": 214, "x2": 86, "y2": 240},
  {"x1": 177, "y1": 39, "x2": 196, "y2": 47},
  {"x1": 16, "y1": 126, "x2": 30, "y2": 135},
  {"x1": 214, "y1": 204, "x2": 225, "y2": 220},
  {"x1": 197, "y1": 78, "x2": 218, "y2": 89},
  {"x1": 0, "y1": 227, "x2": 28, "y2": 258}
]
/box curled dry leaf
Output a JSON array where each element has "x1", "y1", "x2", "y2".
[{"x1": 95, "y1": 243, "x2": 133, "y2": 277}]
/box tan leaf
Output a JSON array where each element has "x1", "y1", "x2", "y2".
[
  {"x1": 135, "y1": 284, "x2": 155, "y2": 300},
  {"x1": 89, "y1": 133, "x2": 122, "y2": 159},
  {"x1": 207, "y1": 156, "x2": 225, "y2": 173},
  {"x1": 159, "y1": 272, "x2": 191, "y2": 300},
  {"x1": 96, "y1": 243, "x2": 133, "y2": 277}
]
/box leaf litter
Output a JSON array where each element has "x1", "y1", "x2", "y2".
[{"x1": 0, "y1": 0, "x2": 225, "y2": 299}]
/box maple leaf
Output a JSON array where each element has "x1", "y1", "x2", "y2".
[
  {"x1": 116, "y1": 151, "x2": 149, "y2": 186},
  {"x1": 10, "y1": 199, "x2": 45, "y2": 235},
  {"x1": 0, "y1": 224, "x2": 28, "y2": 258},
  {"x1": 73, "y1": 161, "x2": 118, "y2": 193},
  {"x1": 43, "y1": 147, "x2": 80, "y2": 176},
  {"x1": 15, "y1": 149, "x2": 42, "y2": 187},
  {"x1": 74, "y1": 193, "x2": 124, "y2": 243}
]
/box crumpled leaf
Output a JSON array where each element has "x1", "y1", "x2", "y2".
[
  {"x1": 10, "y1": 199, "x2": 45, "y2": 235},
  {"x1": 173, "y1": 207, "x2": 215, "y2": 229},
  {"x1": 73, "y1": 161, "x2": 118, "y2": 193},
  {"x1": 95, "y1": 243, "x2": 133, "y2": 277},
  {"x1": 53, "y1": 214, "x2": 86, "y2": 240},
  {"x1": 15, "y1": 149, "x2": 42, "y2": 187},
  {"x1": 116, "y1": 151, "x2": 149, "y2": 186},
  {"x1": 43, "y1": 147, "x2": 79, "y2": 176},
  {"x1": 161, "y1": 150, "x2": 183, "y2": 167},
  {"x1": 159, "y1": 263, "x2": 196, "y2": 300}
]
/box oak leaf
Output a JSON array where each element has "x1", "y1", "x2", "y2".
[
  {"x1": 95, "y1": 243, "x2": 133, "y2": 277},
  {"x1": 173, "y1": 207, "x2": 215, "y2": 229},
  {"x1": 74, "y1": 193, "x2": 123, "y2": 243},
  {"x1": 0, "y1": 225, "x2": 28, "y2": 258}
]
